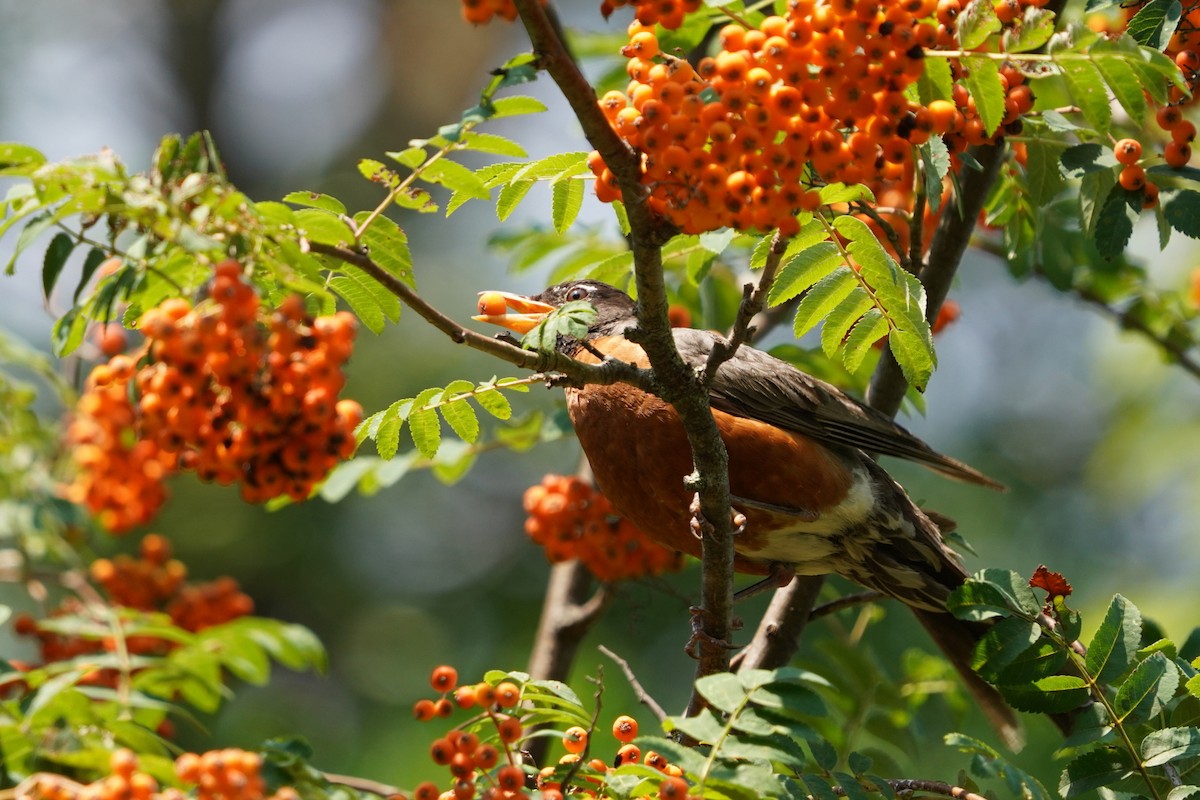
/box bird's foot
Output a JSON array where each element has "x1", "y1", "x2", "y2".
[
  {"x1": 684, "y1": 605, "x2": 742, "y2": 660},
  {"x1": 732, "y1": 563, "x2": 796, "y2": 602},
  {"x1": 689, "y1": 494, "x2": 749, "y2": 539}
]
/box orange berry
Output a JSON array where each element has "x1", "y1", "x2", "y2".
[
  {"x1": 612, "y1": 715, "x2": 639, "y2": 742},
  {"x1": 413, "y1": 698, "x2": 437, "y2": 721},
  {"x1": 434, "y1": 698, "x2": 454, "y2": 717},
  {"x1": 615, "y1": 743, "x2": 642, "y2": 765},
  {"x1": 1118, "y1": 164, "x2": 1146, "y2": 191},
  {"x1": 496, "y1": 766, "x2": 525, "y2": 793},
  {"x1": 414, "y1": 782, "x2": 440, "y2": 800},
  {"x1": 495, "y1": 714, "x2": 523, "y2": 743},
  {"x1": 474, "y1": 744, "x2": 500, "y2": 770},
  {"x1": 495, "y1": 681, "x2": 521, "y2": 707},
  {"x1": 454, "y1": 685, "x2": 479, "y2": 709},
  {"x1": 659, "y1": 776, "x2": 689, "y2": 800},
  {"x1": 477, "y1": 292, "x2": 509, "y2": 317},
  {"x1": 431, "y1": 665, "x2": 458, "y2": 693},
  {"x1": 1165, "y1": 140, "x2": 1193, "y2": 168},
  {"x1": 563, "y1": 726, "x2": 589, "y2": 754},
  {"x1": 430, "y1": 738, "x2": 455, "y2": 765},
  {"x1": 1114, "y1": 138, "x2": 1142, "y2": 165}
]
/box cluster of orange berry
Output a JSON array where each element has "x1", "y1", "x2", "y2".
[
  {"x1": 412, "y1": 665, "x2": 691, "y2": 800},
  {"x1": 63, "y1": 260, "x2": 362, "y2": 532},
  {"x1": 590, "y1": 6, "x2": 954, "y2": 234},
  {"x1": 522, "y1": 474, "x2": 682, "y2": 581},
  {"x1": 459, "y1": 0, "x2": 544, "y2": 24},
  {"x1": 13, "y1": 534, "x2": 254, "y2": 686},
  {"x1": 18, "y1": 748, "x2": 298, "y2": 800},
  {"x1": 599, "y1": 0, "x2": 702, "y2": 29}
]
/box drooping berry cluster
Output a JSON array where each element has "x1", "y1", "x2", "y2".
[
  {"x1": 522, "y1": 474, "x2": 683, "y2": 581},
  {"x1": 413, "y1": 665, "x2": 693, "y2": 800},
  {"x1": 13, "y1": 533, "x2": 254, "y2": 685},
  {"x1": 412, "y1": 666, "x2": 531, "y2": 800},
  {"x1": 63, "y1": 260, "x2": 362, "y2": 532},
  {"x1": 18, "y1": 748, "x2": 298, "y2": 800}
]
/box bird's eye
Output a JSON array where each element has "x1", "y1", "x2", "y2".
[{"x1": 566, "y1": 286, "x2": 588, "y2": 301}]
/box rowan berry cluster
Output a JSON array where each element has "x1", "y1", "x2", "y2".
[
  {"x1": 522, "y1": 474, "x2": 682, "y2": 581},
  {"x1": 459, "y1": 0, "x2": 544, "y2": 24},
  {"x1": 590, "y1": 6, "x2": 953, "y2": 234},
  {"x1": 18, "y1": 748, "x2": 298, "y2": 800},
  {"x1": 599, "y1": 0, "x2": 702, "y2": 29},
  {"x1": 63, "y1": 260, "x2": 362, "y2": 532},
  {"x1": 412, "y1": 666, "x2": 692, "y2": 800},
  {"x1": 13, "y1": 533, "x2": 253, "y2": 685}
]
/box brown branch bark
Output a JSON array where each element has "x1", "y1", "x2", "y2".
[{"x1": 512, "y1": 0, "x2": 737, "y2": 695}]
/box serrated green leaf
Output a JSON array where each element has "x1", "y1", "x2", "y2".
[
  {"x1": 457, "y1": 131, "x2": 527, "y2": 158},
  {"x1": 375, "y1": 399, "x2": 412, "y2": 460},
  {"x1": 1004, "y1": 6, "x2": 1056, "y2": 52},
  {"x1": 491, "y1": 95, "x2": 548, "y2": 118},
  {"x1": 1142, "y1": 727, "x2": 1200, "y2": 767},
  {"x1": 1000, "y1": 675, "x2": 1090, "y2": 713},
  {"x1": 972, "y1": 617, "x2": 1042, "y2": 681},
  {"x1": 329, "y1": 274, "x2": 386, "y2": 334},
  {"x1": 424, "y1": 159, "x2": 489, "y2": 200},
  {"x1": 917, "y1": 56, "x2": 955, "y2": 104},
  {"x1": 358, "y1": 158, "x2": 399, "y2": 189},
  {"x1": 552, "y1": 177, "x2": 584, "y2": 233},
  {"x1": 818, "y1": 182, "x2": 875, "y2": 206},
  {"x1": 440, "y1": 390, "x2": 480, "y2": 444},
  {"x1": 1094, "y1": 185, "x2": 1140, "y2": 257},
  {"x1": 51, "y1": 307, "x2": 89, "y2": 357},
  {"x1": 408, "y1": 387, "x2": 443, "y2": 459},
  {"x1": 1086, "y1": 594, "x2": 1142, "y2": 684},
  {"x1": 295, "y1": 208, "x2": 354, "y2": 246},
  {"x1": 665, "y1": 708, "x2": 726, "y2": 743},
  {"x1": 1059, "y1": 57, "x2": 1112, "y2": 132},
  {"x1": 1126, "y1": 0, "x2": 1182, "y2": 49},
  {"x1": 948, "y1": 569, "x2": 1041, "y2": 620},
  {"x1": 1093, "y1": 48, "x2": 1148, "y2": 125},
  {"x1": 996, "y1": 639, "x2": 1069, "y2": 683},
  {"x1": 496, "y1": 180, "x2": 534, "y2": 221},
  {"x1": 793, "y1": 271, "x2": 857, "y2": 338},
  {"x1": 963, "y1": 55, "x2": 1006, "y2": 136},
  {"x1": 767, "y1": 241, "x2": 841, "y2": 306},
  {"x1": 821, "y1": 291, "x2": 875, "y2": 358},
  {"x1": 958, "y1": 0, "x2": 1002, "y2": 49},
  {"x1": 921, "y1": 136, "x2": 950, "y2": 212},
  {"x1": 474, "y1": 385, "x2": 513, "y2": 419},
  {"x1": 887, "y1": 327, "x2": 934, "y2": 391},
  {"x1": 842, "y1": 310, "x2": 889, "y2": 372},
  {"x1": 1164, "y1": 189, "x2": 1200, "y2": 238},
  {"x1": 1059, "y1": 748, "x2": 1135, "y2": 798},
  {"x1": 1025, "y1": 140, "x2": 1066, "y2": 205},
  {"x1": 696, "y1": 672, "x2": 747, "y2": 713},
  {"x1": 282, "y1": 191, "x2": 347, "y2": 215},
  {"x1": 357, "y1": 213, "x2": 414, "y2": 286},
  {"x1": 1113, "y1": 651, "x2": 1178, "y2": 723}
]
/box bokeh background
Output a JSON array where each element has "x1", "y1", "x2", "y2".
[{"x1": 3, "y1": 0, "x2": 1200, "y2": 788}]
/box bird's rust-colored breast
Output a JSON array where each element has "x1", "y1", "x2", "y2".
[{"x1": 566, "y1": 337, "x2": 857, "y2": 575}]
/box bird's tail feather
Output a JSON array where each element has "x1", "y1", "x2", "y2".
[{"x1": 911, "y1": 608, "x2": 1025, "y2": 751}]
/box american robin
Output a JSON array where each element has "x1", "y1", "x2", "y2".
[{"x1": 475, "y1": 280, "x2": 1021, "y2": 745}]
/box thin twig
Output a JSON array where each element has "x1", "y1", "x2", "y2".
[
  {"x1": 807, "y1": 590, "x2": 884, "y2": 621},
  {"x1": 598, "y1": 644, "x2": 669, "y2": 723},
  {"x1": 323, "y1": 773, "x2": 405, "y2": 797},
  {"x1": 705, "y1": 230, "x2": 789, "y2": 381},
  {"x1": 306, "y1": 241, "x2": 656, "y2": 392}
]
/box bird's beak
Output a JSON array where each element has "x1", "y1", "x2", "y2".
[{"x1": 472, "y1": 291, "x2": 556, "y2": 334}]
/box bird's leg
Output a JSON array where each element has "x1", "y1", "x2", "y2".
[
  {"x1": 689, "y1": 493, "x2": 749, "y2": 539},
  {"x1": 685, "y1": 605, "x2": 743, "y2": 660},
  {"x1": 732, "y1": 563, "x2": 796, "y2": 602}
]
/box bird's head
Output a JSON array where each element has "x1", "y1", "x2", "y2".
[{"x1": 473, "y1": 281, "x2": 637, "y2": 345}]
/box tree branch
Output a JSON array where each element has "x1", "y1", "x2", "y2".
[
  {"x1": 307, "y1": 241, "x2": 657, "y2": 392},
  {"x1": 599, "y1": 644, "x2": 669, "y2": 723},
  {"x1": 513, "y1": 0, "x2": 737, "y2": 693}
]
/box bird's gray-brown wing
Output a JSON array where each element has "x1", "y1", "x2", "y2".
[{"x1": 672, "y1": 328, "x2": 1003, "y2": 490}]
